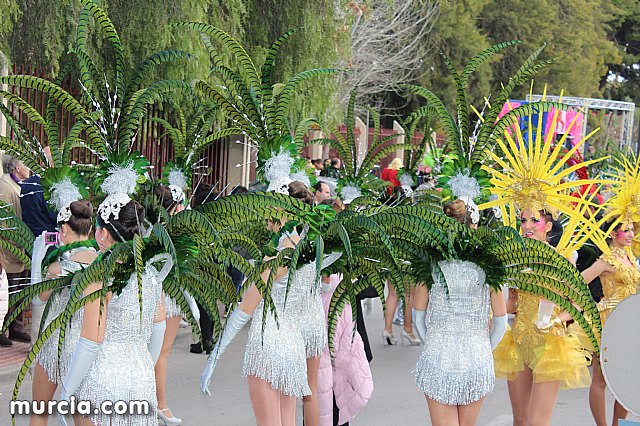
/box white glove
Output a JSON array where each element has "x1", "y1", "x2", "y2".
[
  {"x1": 148, "y1": 320, "x2": 166, "y2": 364},
  {"x1": 201, "y1": 308, "x2": 251, "y2": 396},
  {"x1": 183, "y1": 290, "x2": 200, "y2": 323},
  {"x1": 61, "y1": 337, "x2": 102, "y2": 399},
  {"x1": 490, "y1": 314, "x2": 508, "y2": 349},
  {"x1": 413, "y1": 309, "x2": 427, "y2": 343},
  {"x1": 31, "y1": 231, "x2": 47, "y2": 285}
]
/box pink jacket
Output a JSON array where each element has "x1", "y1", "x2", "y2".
[{"x1": 318, "y1": 274, "x2": 373, "y2": 426}]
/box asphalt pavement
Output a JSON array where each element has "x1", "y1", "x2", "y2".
[{"x1": 1, "y1": 299, "x2": 636, "y2": 425}]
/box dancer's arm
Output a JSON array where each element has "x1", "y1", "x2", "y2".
[
  {"x1": 61, "y1": 283, "x2": 109, "y2": 399},
  {"x1": 581, "y1": 259, "x2": 613, "y2": 285},
  {"x1": 489, "y1": 288, "x2": 507, "y2": 349}
]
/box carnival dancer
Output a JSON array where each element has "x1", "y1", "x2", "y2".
[
  {"x1": 30, "y1": 194, "x2": 97, "y2": 426},
  {"x1": 482, "y1": 105, "x2": 604, "y2": 426},
  {"x1": 201, "y1": 182, "x2": 337, "y2": 426},
  {"x1": 581, "y1": 155, "x2": 640, "y2": 426},
  {"x1": 60, "y1": 160, "x2": 169, "y2": 426},
  {"x1": 412, "y1": 199, "x2": 507, "y2": 426}
]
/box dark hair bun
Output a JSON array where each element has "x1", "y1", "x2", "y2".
[
  {"x1": 154, "y1": 185, "x2": 175, "y2": 210},
  {"x1": 69, "y1": 200, "x2": 93, "y2": 219}
]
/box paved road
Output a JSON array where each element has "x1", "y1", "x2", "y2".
[{"x1": 1, "y1": 300, "x2": 636, "y2": 425}]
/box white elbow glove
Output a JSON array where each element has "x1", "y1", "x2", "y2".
[
  {"x1": 61, "y1": 337, "x2": 102, "y2": 399},
  {"x1": 148, "y1": 320, "x2": 166, "y2": 364},
  {"x1": 413, "y1": 309, "x2": 427, "y2": 343},
  {"x1": 490, "y1": 314, "x2": 508, "y2": 350},
  {"x1": 30, "y1": 231, "x2": 47, "y2": 285},
  {"x1": 201, "y1": 308, "x2": 251, "y2": 396},
  {"x1": 183, "y1": 290, "x2": 200, "y2": 322}
]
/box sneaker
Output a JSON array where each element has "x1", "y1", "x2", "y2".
[
  {"x1": 9, "y1": 330, "x2": 30, "y2": 343},
  {"x1": 0, "y1": 333, "x2": 12, "y2": 347}
]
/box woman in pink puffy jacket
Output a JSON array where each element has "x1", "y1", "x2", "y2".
[{"x1": 317, "y1": 273, "x2": 373, "y2": 426}]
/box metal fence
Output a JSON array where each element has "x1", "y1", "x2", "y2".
[{"x1": 6, "y1": 64, "x2": 229, "y2": 191}]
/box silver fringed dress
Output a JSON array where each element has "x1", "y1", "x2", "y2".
[
  {"x1": 164, "y1": 294, "x2": 182, "y2": 318},
  {"x1": 74, "y1": 255, "x2": 171, "y2": 426},
  {"x1": 242, "y1": 262, "x2": 316, "y2": 397},
  {"x1": 36, "y1": 247, "x2": 96, "y2": 383},
  {"x1": 413, "y1": 259, "x2": 494, "y2": 405},
  {"x1": 297, "y1": 261, "x2": 327, "y2": 358}
]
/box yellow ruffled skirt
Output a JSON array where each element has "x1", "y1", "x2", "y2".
[{"x1": 493, "y1": 325, "x2": 591, "y2": 389}]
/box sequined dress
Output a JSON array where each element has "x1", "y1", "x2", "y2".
[
  {"x1": 413, "y1": 260, "x2": 494, "y2": 405},
  {"x1": 36, "y1": 247, "x2": 96, "y2": 384},
  {"x1": 164, "y1": 293, "x2": 182, "y2": 318},
  {"x1": 242, "y1": 262, "x2": 314, "y2": 397},
  {"x1": 493, "y1": 294, "x2": 590, "y2": 389},
  {"x1": 73, "y1": 255, "x2": 170, "y2": 426},
  {"x1": 599, "y1": 250, "x2": 640, "y2": 323},
  {"x1": 296, "y1": 262, "x2": 327, "y2": 358}
]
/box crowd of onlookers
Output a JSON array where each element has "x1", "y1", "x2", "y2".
[
  {"x1": 309, "y1": 157, "x2": 342, "y2": 179},
  {"x1": 0, "y1": 154, "x2": 47, "y2": 347}
]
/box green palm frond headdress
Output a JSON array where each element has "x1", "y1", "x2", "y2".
[
  {"x1": 41, "y1": 166, "x2": 91, "y2": 223},
  {"x1": 174, "y1": 24, "x2": 340, "y2": 192},
  {"x1": 403, "y1": 42, "x2": 575, "y2": 222}
]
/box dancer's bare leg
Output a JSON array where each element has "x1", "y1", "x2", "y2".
[
  {"x1": 528, "y1": 380, "x2": 559, "y2": 426},
  {"x1": 30, "y1": 363, "x2": 57, "y2": 426},
  {"x1": 384, "y1": 281, "x2": 398, "y2": 335},
  {"x1": 590, "y1": 355, "x2": 608, "y2": 426},
  {"x1": 303, "y1": 356, "x2": 321, "y2": 426},
  {"x1": 426, "y1": 396, "x2": 460, "y2": 426},
  {"x1": 155, "y1": 315, "x2": 181, "y2": 418},
  {"x1": 248, "y1": 375, "x2": 284, "y2": 426},
  {"x1": 279, "y1": 391, "x2": 297, "y2": 426},
  {"x1": 507, "y1": 366, "x2": 533, "y2": 426},
  {"x1": 458, "y1": 398, "x2": 485, "y2": 426}
]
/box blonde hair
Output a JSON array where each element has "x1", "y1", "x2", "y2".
[{"x1": 388, "y1": 158, "x2": 403, "y2": 170}]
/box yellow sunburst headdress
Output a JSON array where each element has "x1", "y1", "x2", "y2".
[
  {"x1": 478, "y1": 88, "x2": 608, "y2": 227},
  {"x1": 601, "y1": 154, "x2": 640, "y2": 228}
]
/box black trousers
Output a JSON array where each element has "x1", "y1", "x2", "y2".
[{"x1": 197, "y1": 302, "x2": 213, "y2": 342}]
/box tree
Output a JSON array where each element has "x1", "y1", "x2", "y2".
[
  {"x1": 478, "y1": 0, "x2": 622, "y2": 99},
  {"x1": 602, "y1": 0, "x2": 640, "y2": 104},
  {"x1": 339, "y1": 0, "x2": 439, "y2": 109}
]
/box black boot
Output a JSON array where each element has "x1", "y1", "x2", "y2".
[{"x1": 0, "y1": 333, "x2": 12, "y2": 347}]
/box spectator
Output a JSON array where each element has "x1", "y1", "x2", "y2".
[
  {"x1": 19, "y1": 174, "x2": 58, "y2": 237},
  {"x1": 314, "y1": 181, "x2": 331, "y2": 205},
  {"x1": 0, "y1": 154, "x2": 30, "y2": 344},
  {"x1": 326, "y1": 158, "x2": 341, "y2": 179},
  {"x1": 321, "y1": 159, "x2": 332, "y2": 176},
  {"x1": 381, "y1": 158, "x2": 402, "y2": 188},
  {"x1": 312, "y1": 159, "x2": 324, "y2": 176},
  {"x1": 0, "y1": 254, "x2": 8, "y2": 347}
]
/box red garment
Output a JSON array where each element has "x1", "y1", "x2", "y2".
[{"x1": 381, "y1": 168, "x2": 400, "y2": 187}]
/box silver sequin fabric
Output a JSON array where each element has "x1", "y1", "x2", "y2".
[
  {"x1": 413, "y1": 259, "x2": 494, "y2": 405},
  {"x1": 242, "y1": 263, "x2": 315, "y2": 397},
  {"x1": 294, "y1": 262, "x2": 327, "y2": 358},
  {"x1": 74, "y1": 256, "x2": 167, "y2": 426},
  {"x1": 164, "y1": 294, "x2": 182, "y2": 318},
  {"x1": 36, "y1": 247, "x2": 96, "y2": 384}
]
